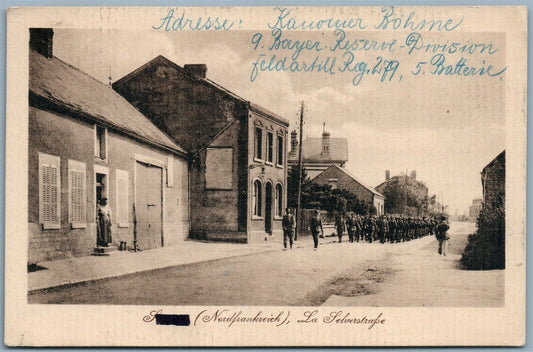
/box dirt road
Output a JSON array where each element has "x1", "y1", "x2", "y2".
[
  {"x1": 29, "y1": 221, "x2": 503, "y2": 307},
  {"x1": 323, "y1": 221, "x2": 504, "y2": 307}
]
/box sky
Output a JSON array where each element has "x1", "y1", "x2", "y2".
[{"x1": 52, "y1": 28, "x2": 506, "y2": 215}]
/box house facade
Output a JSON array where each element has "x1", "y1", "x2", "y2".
[
  {"x1": 112, "y1": 56, "x2": 289, "y2": 243},
  {"x1": 28, "y1": 29, "x2": 189, "y2": 263},
  {"x1": 469, "y1": 198, "x2": 483, "y2": 220},
  {"x1": 312, "y1": 164, "x2": 385, "y2": 215},
  {"x1": 481, "y1": 150, "x2": 505, "y2": 209},
  {"x1": 288, "y1": 128, "x2": 348, "y2": 180}
]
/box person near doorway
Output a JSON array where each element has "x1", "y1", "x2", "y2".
[
  {"x1": 282, "y1": 208, "x2": 295, "y2": 250},
  {"x1": 310, "y1": 209, "x2": 323, "y2": 251},
  {"x1": 435, "y1": 216, "x2": 450, "y2": 256},
  {"x1": 97, "y1": 197, "x2": 112, "y2": 247}
]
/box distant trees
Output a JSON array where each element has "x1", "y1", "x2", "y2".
[
  {"x1": 381, "y1": 178, "x2": 422, "y2": 215},
  {"x1": 287, "y1": 166, "x2": 376, "y2": 215}
]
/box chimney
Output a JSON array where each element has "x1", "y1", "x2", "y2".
[
  {"x1": 184, "y1": 64, "x2": 207, "y2": 79},
  {"x1": 321, "y1": 130, "x2": 331, "y2": 158},
  {"x1": 30, "y1": 28, "x2": 54, "y2": 58},
  {"x1": 289, "y1": 130, "x2": 298, "y2": 157},
  {"x1": 411, "y1": 170, "x2": 416, "y2": 180},
  {"x1": 385, "y1": 170, "x2": 390, "y2": 181}
]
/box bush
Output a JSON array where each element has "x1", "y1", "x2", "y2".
[{"x1": 460, "y1": 205, "x2": 505, "y2": 270}]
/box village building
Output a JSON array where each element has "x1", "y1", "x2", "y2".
[
  {"x1": 312, "y1": 164, "x2": 385, "y2": 215},
  {"x1": 481, "y1": 150, "x2": 505, "y2": 209},
  {"x1": 112, "y1": 56, "x2": 289, "y2": 243},
  {"x1": 468, "y1": 198, "x2": 483, "y2": 220},
  {"x1": 375, "y1": 170, "x2": 429, "y2": 216},
  {"x1": 28, "y1": 29, "x2": 190, "y2": 263},
  {"x1": 288, "y1": 127, "x2": 348, "y2": 180}
]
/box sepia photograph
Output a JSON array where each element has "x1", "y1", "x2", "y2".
[{"x1": 5, "y1": 6, "x2": 527, "y2": 346}]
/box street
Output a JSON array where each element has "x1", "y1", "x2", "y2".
[{"x1": 29, "y1": 222, "x2": 502, "y2": 306}]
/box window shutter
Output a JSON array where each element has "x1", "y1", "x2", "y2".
[
  {"x1": 39, "y1": 153, "x2": 60, "y2": 229},
  {"x1": 68, "y1": 160, "x2": 86, "y2": 228}
]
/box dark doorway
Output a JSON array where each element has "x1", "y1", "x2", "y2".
[{"x1": 265, "y1": 182, "x2": 272, "y2": 235}]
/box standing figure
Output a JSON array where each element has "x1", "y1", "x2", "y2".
[
  {"x1": 97, "y1": 197, "x2": 112, "y2": 247},
  {"x1": 435, "y1": 216, "x2": 450, "y2": 256},
  {"x1": 346, "y1": 213, "x2": 355, "y2": 243},
  {"x1": 310, "y1": 209, "x2": 323, "y2": 251},
  {"x1": 282, "y1": 208, "x2": 296, "y2": 250},
  {"x1": 335, "y1": 214, "x2": 346, "y2": 243}
]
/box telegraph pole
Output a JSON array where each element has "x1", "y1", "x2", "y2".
[
  {"x1": 404, "y1": 169, "x2": 408, "y2": 215},
  {"x1": 295, "y1": 101, "x2": 304, "y2": 241}
]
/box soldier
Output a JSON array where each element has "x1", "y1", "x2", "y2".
[
  {"x1": 387, "y1": 216, "x2": 396, "y2": 243},
  {"x1": 354, "y1": 215, "x2": 363, "y2": 242},
  {"x1": 309, "y1": 209, "x2": 323, "y2": 251},
  {"x1": 435, "y1": 215, "x2": 450, "y2": 255},
  {"x1": 364, "y1": 215, "x2": 374, "y2": 243},
  {"x1": 335, "y1": 213, "x2": 346, "y2": 243},
  {"x1": 346, "y1": 213, "x2": 355, "y2": 243},
  {"x1": 377, "y1": 215, "x2": 386, "y2": 244},
  {"x1": 282, "y1": 208, "x2": 295, "y2": 250}
]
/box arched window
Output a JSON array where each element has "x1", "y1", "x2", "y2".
[
  {"x1": 275, "y1": 184, "x2": 283, "y2": 217},
  {"x1": 253, "y1": 180, "x2": 262, "y2": 217}
]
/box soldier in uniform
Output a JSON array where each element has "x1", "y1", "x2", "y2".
[
  {"x1": 346, "y1": 213, "x2": 355, "y2": 243},
  {"x1": 310, "y1": 209, "x2": 323, "y2": 251},
  {"x1": 387, "y1": 216, "x2": 396, "y2": 243},
  {"x1": 377, "y1": 215, "x2": 386, "y2": 244},
  {"x1": 335, "y1": 213, "x2": 346, "y2": 243},
  {"x1": 282, "y1": 208, "x2": 295, "y2": 250},
  {"x1": 435, "y1": 215, "x2": 450, "y2": 255}
]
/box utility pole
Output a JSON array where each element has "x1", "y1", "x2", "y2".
[
  {"x1": 295, "y1": 101, "x2": 304, "y2": 241},
  {"x1": 404, "y1": 169, "x2": 408, "y2": 215}
]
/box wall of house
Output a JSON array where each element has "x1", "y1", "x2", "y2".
[
  {"x1": 107, "y1": 132, "x2": 189, "y2": 247},
  {"x1": 482, "y1": 153, "x2": 505, "y2": 208},
  {"x1": 248, "y1": 111, "x2": 288, "y2": 243},
  {"x1": 188, "y1": 120, "x2": 248, "y2": 241},
  {"x1": 373, "y1": 196, "x2": 385, "y2": 216},
  {"x1": 312, "y1": 167, "x2": 374, "y2": 205},
  {"x1": 28, "y1": 107, "x2": 96, "y2": 262},
  {"x1": 113, "y1": 59, "x2": 249, "y2": 153},
  {"x1": 28, "y1": 106, "x2": 189, "y2": 263}
]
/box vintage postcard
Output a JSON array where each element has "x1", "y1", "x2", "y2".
[{"x1": 5, "y1": 6, "x2": 527, "y2": 346}]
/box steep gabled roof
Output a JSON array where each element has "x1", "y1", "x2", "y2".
[
  {"x1": 113, "y1": 54, "x2": 290, "y2": 127},
  {"x1": 315, "y1": 164, "x2": 384, "y2": 198},
  {"x1": 482, "y1": 150, "x2": 505, "y2": 174},
  {"x1": 289, "y1": 138, "x2": 348, "y2": 163},
  {"x1": 29, "y1": 50, "x2": 186, "y2": 155}
]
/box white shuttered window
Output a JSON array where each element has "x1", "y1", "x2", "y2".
[
  {"x1": 116, "y1": 169, "x2": 129, "y2": 227},
  {"x1": 68, "y1": 160, "x2": 86, "y2": 228},
  {"x1": 39, "y1": 153, "x2": 61, "y2": 229}
]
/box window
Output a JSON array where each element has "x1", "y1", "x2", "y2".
[
  {"x1": 95, "y1": 126, "x2": 107, "y2": 160},
  {"x1": 116, "y1": 169, "x2": 129, "y2": 227},
  {"x1": 277, "y1": 135, "x2": 283, "y2": 166},
  {"x1": 275, "y1": 184, "x2": 283, "y2": 217},
  {"x1": 39, "y1": 153, "x2": 60, "y2": 229},
  {"x1": 253, "y1": 180, "x2": 262, "y2": 217},
  {"x1": 329, "y1": 178, "x2": 338, "y2": 190},
  {"x1": 68, "y1": 160, "x2": 86, "y2": 228},
  {"x1": 267, "y1": 132, "x2": 274, "y2": 163},
  {"x1": 255, "y1": 127, "x2": 262, "y2": 160}
]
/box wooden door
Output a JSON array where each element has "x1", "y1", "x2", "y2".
[{"x1": 135, "y1": 162, "x2": 163, "y2": 250}]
